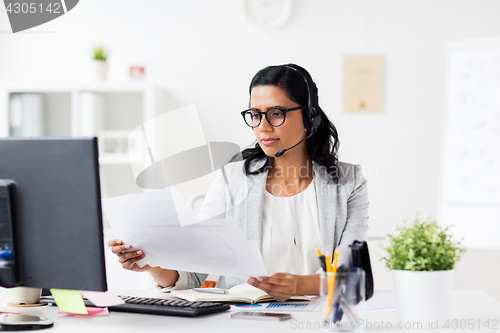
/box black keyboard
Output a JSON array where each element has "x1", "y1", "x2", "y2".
[{"x1": 40, "y1": 295, "x2": 230, "y2": 317}]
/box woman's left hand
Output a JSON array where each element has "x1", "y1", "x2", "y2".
[{"x1": 247, "y1": 272, "x2": 298, "y2": 302}]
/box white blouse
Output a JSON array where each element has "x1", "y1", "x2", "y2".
[
  {"x1": 261, "y1": 178, "x2": 322, "y2": 276},
  {"x1": 156, "y1": 178, "x2": 323, "y2": 292}
]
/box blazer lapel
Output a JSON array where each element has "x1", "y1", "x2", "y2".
[{"x1": 313, "y1": 162, "x2": 338, "y2": 257}]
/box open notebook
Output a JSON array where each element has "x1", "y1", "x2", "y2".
[{"x1": 170, "y1": 283, "x2": 311, "y2": 304}]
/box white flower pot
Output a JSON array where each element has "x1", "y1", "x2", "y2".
[
  {"x1": 10, "y1": 287, "x2": 42, "y2": 305},
  {"x1": 92, "y1": 60, "x2": 108, "y2": 80},
  {"x1": 392, "y1": 270, "x2": 453, "y2": 327}
]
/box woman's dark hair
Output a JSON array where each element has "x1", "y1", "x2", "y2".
[{"x1": 242, "y1": 63, "x2": 340, "y2": 183}]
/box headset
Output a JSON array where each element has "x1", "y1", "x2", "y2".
[
  {"x1": 247, "y1": 65, "x2": 322, "y2": 157},
  {"x1": 274, "y1": 65, "x2": 322, "y2": 157}
]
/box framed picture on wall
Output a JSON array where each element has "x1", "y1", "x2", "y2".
[{"x1": 343, "y1": 56, "x2": 384, "y2": 112}]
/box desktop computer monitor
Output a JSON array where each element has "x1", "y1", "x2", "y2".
[{"x1": 0, "y1": 138, "x2": 107, "y2": 291}]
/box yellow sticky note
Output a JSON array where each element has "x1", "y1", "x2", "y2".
[{"x1": 50, "y1": 289, "x2": 88, "y2": 315}]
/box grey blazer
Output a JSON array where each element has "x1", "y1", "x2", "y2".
[{"x1": 182, "y1": 157, "x2": 369, "y2": 290}]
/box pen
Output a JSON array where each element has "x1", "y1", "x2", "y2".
[{"x1": 193, "y1": 288, "x2": 228, "y2": 294}]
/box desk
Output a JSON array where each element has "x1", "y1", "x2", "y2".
[{"x1": 0, "y1": 289, "x2": 499, "y2": 332}]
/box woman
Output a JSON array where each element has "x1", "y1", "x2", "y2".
[{"x1": 109, "y1": 64, "x2": 369, "y2": 302}]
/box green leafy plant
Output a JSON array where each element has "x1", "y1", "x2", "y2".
[
  {"x1": 93, "y1": 46, "x2": 108, "y2": 61},
  {"x1": 380, "y1": 213, "x2": 466, "y2": 271}
]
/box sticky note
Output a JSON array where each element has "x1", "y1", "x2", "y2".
[
  {"x1": 80, "y1": 291, "x2": 125, "y2": 307},
  {"x1": 50, "y1": 289, "x2": 88, "y2": 315},
  {"x1": 58, "y1": 307, "x2": 108, "y2": 316}
]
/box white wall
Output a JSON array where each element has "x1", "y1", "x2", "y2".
[{"x1": 1, "y1": 0, "x2": 499, "y2": 298}]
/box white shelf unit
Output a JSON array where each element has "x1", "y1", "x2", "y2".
[{"x1": 0, "y1": 81, "x2": 166, "y2": 199}]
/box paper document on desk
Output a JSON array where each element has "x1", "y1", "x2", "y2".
[
  {"x1": 102, "y1": 187, "x2": 267, "y2": 279},
  {"x1": 365, "y1": 294, "x2": 396, "y2": 313}
]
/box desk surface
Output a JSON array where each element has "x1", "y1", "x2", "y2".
[{"x1": 0, "y1": 289, "x2": 499, "y2": 332}]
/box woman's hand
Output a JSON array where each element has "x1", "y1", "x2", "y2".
[
  {"x1": 247, "y1": 272, "x2": 298, "y2": 302},
  {"x1": 108, "y1": 239, "x2": 180, "y2": 288},
  {"x1": 109, "y1": 239, "x2": 151, "y2": 273}
]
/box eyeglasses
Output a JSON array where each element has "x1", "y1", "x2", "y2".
[{"x1": 241, "y1": 106, "x2": 305, "y2": 128}]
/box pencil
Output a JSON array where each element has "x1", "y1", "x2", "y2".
[
  {"x1": 325, "y1": 248, "x2": 340, "y2": 319},
  {"x1": 324, "y1": 252, "x2": 331, "y2": 272},
  {"x1": 332, "y1": 248, "x2": 339, "y2": 273},
  {"x1": 315, "y1": 245, "x2": 322, "y2": 258},
  {"x1": 315, "y1": 246, "x2": 327, "y2": 272},
  {"x1": 324, "y1": 251, "x2": 334, "y2": 318}
]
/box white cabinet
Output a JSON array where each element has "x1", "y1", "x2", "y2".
[{"x1": 0, "y1": 81, "x2": 166, "y2": 198}]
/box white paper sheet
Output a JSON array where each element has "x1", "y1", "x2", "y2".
[
  {"x1": 170, "y1": 187, "x2": 200, "y2": 227},
  {"x1": 102, "y1": 188, "x2": 267, "y2": 280},
  {"x1": 365, "y1": 294, "x2": 396, "y2": 313},
  {"x1": 79, "y1": 291, "x2": 125, "y2": 307}
]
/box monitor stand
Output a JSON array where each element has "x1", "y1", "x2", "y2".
[{"x1": 7, "y1": 287, "x2": 46, "y2": 307}]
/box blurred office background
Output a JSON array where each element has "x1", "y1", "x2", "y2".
[{"x1": 0, "y1": 0, "x2": 498, "y2": 300}]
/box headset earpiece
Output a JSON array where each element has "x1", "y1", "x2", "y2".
[
  {"x1": 306, "y1": 114, "x2": 322, "y2": 139},
  {"x1": 311, "y1": 114, "x2": 321, "y2": 129}
]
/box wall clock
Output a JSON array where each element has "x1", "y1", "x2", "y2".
[{"x1": 243, "y1": 0, "x2": 293, "y2": 30}]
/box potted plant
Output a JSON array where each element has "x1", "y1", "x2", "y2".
[
  {"x1": 381, "y1": 213, "x2": 466, "y2": 326},
  {"x1": 92, "y1": 46, "x2": 108, "y2": 80}
]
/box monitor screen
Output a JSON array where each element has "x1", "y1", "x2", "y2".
[{"x1": 0, "y1": 138, "x2": 107, "y2": 291}]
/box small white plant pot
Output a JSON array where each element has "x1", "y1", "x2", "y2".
[
  {"x1": 92, "y1": 60, "x2": 108, "y2": 80},
  {"x1": 393, "y1": 270, "x2": 453, "y2": 327}
]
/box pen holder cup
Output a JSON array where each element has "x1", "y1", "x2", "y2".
[{"x1": 319, "y1": 268, "x2": 366, "y2": 331}]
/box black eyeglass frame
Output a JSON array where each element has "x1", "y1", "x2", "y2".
[{"x1": 240, "y1": 106, "x2": 305, "y2": 128}]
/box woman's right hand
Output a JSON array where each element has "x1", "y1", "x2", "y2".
[
  {"x1": 108, "y1": 239, "x2": 151, "y2": 273},
  {"x1": 108, "y1": 239, "x2": 180, "y2": 287}
]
